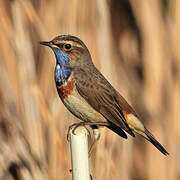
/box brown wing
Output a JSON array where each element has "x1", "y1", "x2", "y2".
[{"x1": 74, "y1": 66, "x2": 135, "y2": 137}]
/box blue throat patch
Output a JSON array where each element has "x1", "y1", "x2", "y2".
[{"x1": 52, "y1": 48, "x2": 71, "y2": 86}]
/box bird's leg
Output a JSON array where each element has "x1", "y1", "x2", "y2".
[
  {"x1": 67, "y1": 122, "x2": 109, "y2": 141},
  {"x1": 67, "y1": 122, "x2": 90, "y2": 141},
  {"x1": 67, "y1": 122, "x2": 109, "y2": 157},
  {"x1": 71, "y1": 122, "x2": 90, "y2": 135},
  {"x1": 88, "y1": 127, "x2": 101, "y2": 157}
]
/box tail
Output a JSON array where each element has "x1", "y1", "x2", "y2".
[
  {"x1": 142, "y1": 128, "x2": 169, "y2": 155},
  {"x1": 107, "y1": 124, "x2": 128, "y2": 139},
  {"x1": 125, "y1": 113, "x2": 169, "y2": 155}
]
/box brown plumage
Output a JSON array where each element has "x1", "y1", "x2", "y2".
[
  {"x1": 74, "y1": 65, "x2": 168, "y2": 155},
  {"x1": 40, "y1": 35, "x2": 169, "y2": 155}
]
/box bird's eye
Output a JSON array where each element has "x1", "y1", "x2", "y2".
[{"x1": 64, "y1": 43, "x2": 72, "y2": 50}]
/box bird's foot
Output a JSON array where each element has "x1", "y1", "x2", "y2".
[
  {"x1": 67, "y1": 122, "x2": 90, "y2": 141},
  {"x1": 67, "y1": 122, "x2": 109, "y2": 141},
  {"x1": 87, "y1": 128, "x2": 100, "y2": 157}
]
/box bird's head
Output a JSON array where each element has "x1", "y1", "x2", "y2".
[{"x1": 40, "y1": 35, "x2": 92, "y2": 68}]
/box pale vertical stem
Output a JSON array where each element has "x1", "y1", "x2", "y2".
[
  {"x1": 96, "y1": 0, "x2": 115, "y2": 83},
  {"x1": 131, "y1": 1, "x2": 170, "y2": 180},
  {"x1": 131, "y1": 0, "x2": 168, "y2": 114},
  {"x1": 168, "y1": 1, "x2": 180, "y2": 179},
  {"x1": 70, "y1": 126, "x2": 91, "y2": 180}
]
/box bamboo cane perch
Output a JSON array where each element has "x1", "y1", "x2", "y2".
[{"x1": 70, "y1": 126, "x2": 91, "y2": 180}]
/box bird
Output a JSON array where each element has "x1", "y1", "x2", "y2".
[{"x1": 40, "y1": 35, "x2": 168, "y2": 155}]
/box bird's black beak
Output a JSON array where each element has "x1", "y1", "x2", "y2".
[{"x1": 39, "y1": 41, "x2": 52, "y2": 47}]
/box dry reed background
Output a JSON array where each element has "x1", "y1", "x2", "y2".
[{"x1": 0, "y1": 0, "x2": 179, "y2": 179}]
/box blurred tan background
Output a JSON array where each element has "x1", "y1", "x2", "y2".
[{"x1": 0, "y1": 0, "x2": 179, "y2": 179}]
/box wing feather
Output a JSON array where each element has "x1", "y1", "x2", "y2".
[{"x1": 74, "y1": 66, "x2": 135, "y2": 137}]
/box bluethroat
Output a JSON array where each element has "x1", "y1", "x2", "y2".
[{"x1": 40, "y1": 35, "x2": 168, "y2": 155}]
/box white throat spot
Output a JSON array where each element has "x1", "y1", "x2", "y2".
[{"x1": 56, "y1": 64, "x2": 60, "y2": 69}]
